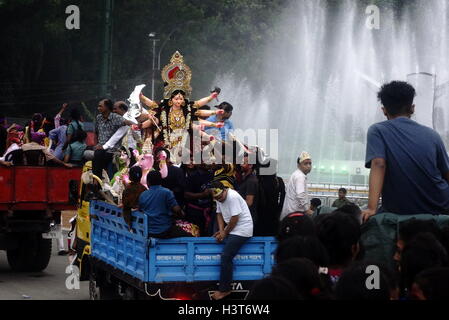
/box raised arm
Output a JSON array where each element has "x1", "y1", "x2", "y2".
[
  {"x1": 7, "y1": 123, "x2": 18, "y2": 133},
  {"x1": 197, "y1": 119, "x2": 224, "y2": 129},
  {"x1": 195, "y1": 108, "x2": 225, "y2": 118},
  {"x1": 139, "y1": 92, "x2": 159, "y2": 109},
  {"x1": 54, "y1": 103, "x2": 68, "y2": 128},
  {"x1": 194, "y1": 91, "x2": 219, "y2": 108}
]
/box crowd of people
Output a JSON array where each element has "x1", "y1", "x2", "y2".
[
  {"x1": 2, "y1": 51, "x2": 449, "y2": 300},
  {"x1": 0, "y1": 103, "x2": 87, "y2": 169},
  {"x1": 247, "y1": 80, "x2": 449, "y2": 300}
]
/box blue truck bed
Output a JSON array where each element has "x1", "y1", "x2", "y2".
[{"x1": 90, "y1": 201, "x2": 277, "y2": 284}]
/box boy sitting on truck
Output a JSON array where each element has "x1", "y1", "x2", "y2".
[
  {"x1": 122, "y1": 166, "x2": 147, "y2": 230},
  {"x1": 210, "y1": 181, "x2": 253, "y2": 300},
  {"x1": 64, "y1": 129, "x2": 87, "y2": 167},
  {"x1": 139, "y1": 171, "x2": 192, "y2": 239}
]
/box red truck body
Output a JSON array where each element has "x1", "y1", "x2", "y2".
[
  {"x1": 0, "y1": 166, "x2": 83, "y2": 271},
  {"x1": 0, "y1": 167, "x2": 82, "y2": 211}
]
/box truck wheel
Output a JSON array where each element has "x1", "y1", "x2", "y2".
[
  {"x1": 6, "y1": 233, "x2": 52, "y2": 272},
  {"x1": 122, "y1": 285, "x2": 136, "y2": 300},
  {"x1": 89, "y1": 274, "x2": 100, "y2": 300},
  {"x1": 99, "y1": 282, "x2": 121, "y2": 300},
  {"x1": 90, "y1": 271, "x2": 121, "y2": 300}
]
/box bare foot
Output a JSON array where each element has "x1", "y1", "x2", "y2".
[{"x1": 211, "y1": 291, "x2": 232, "y2": 300}]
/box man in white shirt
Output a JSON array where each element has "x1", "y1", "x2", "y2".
[
  {"x1": 210, "y1": 181, "x2": 253, "y2": 300},
  {"x1": 280, "y1": 151, "x2": 313, "y2": 220}
]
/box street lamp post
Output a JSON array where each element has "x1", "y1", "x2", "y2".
[
  {"x1": 157, "y1": 28, "x2": 178, "y2": 70},
  {"x1": 148, "y1": 32, "x2": 160, "y2": 100}
]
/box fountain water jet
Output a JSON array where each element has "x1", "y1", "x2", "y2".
[{"x1": 214, "y1": 0, "x2": 449, "y2": 184}]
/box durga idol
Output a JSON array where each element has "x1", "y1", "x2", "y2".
[{"x1": 139, "y1": 51, "x2": 225, "y2": 162}]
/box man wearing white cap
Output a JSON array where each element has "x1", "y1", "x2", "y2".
[{"x1": 280, "y1": 151, "x2": 314, "y2": 220}]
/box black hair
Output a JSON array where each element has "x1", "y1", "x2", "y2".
[
  {"x1": 296, "y1": 156, "x2": 311, "y2": 165},
  {"x1": 413, "y1": 267, "x2": 449, "y2": 300},
  {"x1": 42, "y1": 116, "x2": 55, "y2": 135},
  {"x1": 398, "y1": 219, "x2": 442, "y2": 244},
  {"x1": 216, "y1": 101, "x2": 233, "y2": 113},
  {"x1": 74, "y1": 130, "x2": 87, "y2": 142},
  {"x1": 199, "y1": 105, "x2": 211, "y2": 111},
  {"x1": 247, "y1": 276, "x2": 302, "y2": 300},
  {"x1": 154, "y1": 147, "x2": 171, "y2": 161},
  {"x1": 147, "y1": 170, "x2": 162, "y2": 186},
  {"x1": 271, "y1": 258, "x2": 331, "y2": 300},
  {"x1": 338, "y1": 204, "x2": 361, "y2": 215},
  {"x1": 209, "y1": 181, "x2": 225, "y2": 190},
  {"x1": 120, "y1": 146, "x2": 136, "y2": 167},
  {"x1": 338, "y1": 204, "x2": 362, "y2": 224},
  {"x1": 101, "y1": 98, "x2": 114, "y2": 112},
  {"x1": 310, "y1": 198, "x2": 322, "y2": 208},
  {"x1": 170, "y1": 90, "x2": 186, "y2": 99},
  {"x1": 60, "y1": 118, "x2": 69, "y2": 126},
  {"x1": 275, "y1": 235, "x2": 329, "y2": 267},
  {"x1": 70, "y1": 107, "x2": 82, "y2": 122},
  {"x1": 129, "y1": 166, "x2": 143, "y2": 183},
  {"x1": 316, "y1": 211, "x2": 361, "y2": 267},
  {"x1": 400, "y1": 232, "x2": 448, "y2": 293},
  {"x1": 338, "y1": 188, "x2": 347, "y2": 194},
  {"x1": 377, "y1": 81, "x2": 416, "y2": 116},
  {"x1": 32, "y1": 113, "x2": 43, "y2": 124},
  {"x1": 335, "y1": 261, "x2": 391, "y2": 300},
  {"x1": 313, "y1": 213, "x2": 329, "y2": 225},
  {"x1": 277, "y1": 214, "x2": 316, "y2": 242},
  {"x1": 115, "y1": 101, "x2": 129, "y2": 112}
]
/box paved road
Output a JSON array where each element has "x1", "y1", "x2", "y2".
[{"x1": 0, "y1": 236, "x2": 89, "y2": 300}]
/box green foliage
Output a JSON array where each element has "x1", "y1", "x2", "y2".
[
  {"x1": 0, "y1": 0, "x2": 289, "y2": 116},
  {"x1": 0, "y1": 0, "x2": 412, "y2": 117}
]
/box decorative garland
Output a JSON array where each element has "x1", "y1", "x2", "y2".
[{"x1": 161, "y1": 105, "x2": 192, "y2": 150}]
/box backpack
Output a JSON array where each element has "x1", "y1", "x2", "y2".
[{"x1": 67, "y1": 121, "x2": 85, "y2": 144}]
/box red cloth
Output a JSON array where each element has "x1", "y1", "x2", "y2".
[
  {"x1": 86, "y1": 132, "x2": 96, "y2": 147},
  {"x1": 168, "y1": 66, "x2": 180, "y2": 79}
]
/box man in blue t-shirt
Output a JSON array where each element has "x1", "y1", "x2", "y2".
[
  {"x1": 362, "y1": 81, "x2": 449, "y2": 222},
  {"x1": 139, "y1": 171, "x2": 192, "y2": 238},
  {"x1": 205, "y1": 102, "x2": 234, "y2": 141}
]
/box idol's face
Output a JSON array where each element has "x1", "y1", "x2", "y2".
[{"x1": 171, "y1": 94, "x2": 185, "y2": 108}]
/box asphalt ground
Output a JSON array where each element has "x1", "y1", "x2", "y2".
[{"x1": 0, "y1": 233, "x2": 89, "y2": 300}]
